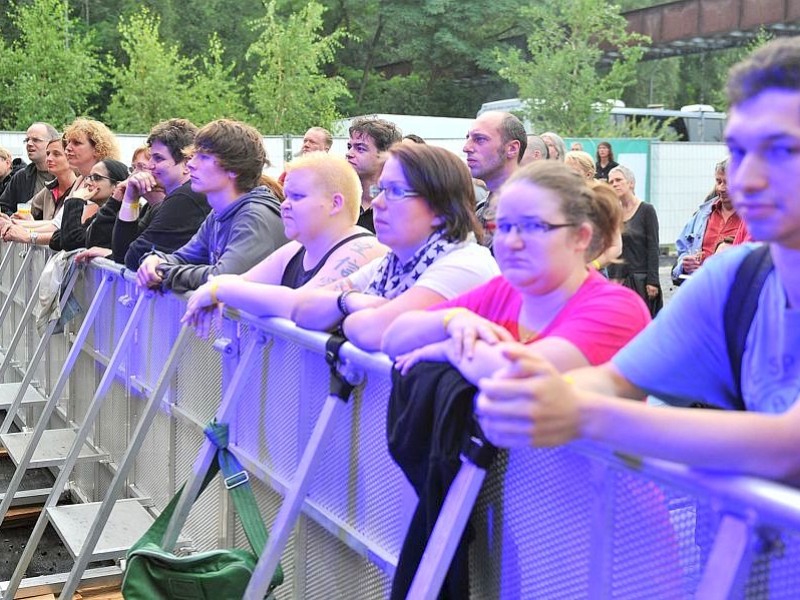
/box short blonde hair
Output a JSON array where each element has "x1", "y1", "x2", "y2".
[
  {"x1": 565, "y1": 150, "x2": 596, "y2": 179},
  {"x1": 0, "y1": 147, "x2": 11, "y2": 162},
  {"x1": 63, "y1": 118, "x2": 121, "y2": 161},
  {"x1": 285, "y1": 152, "x2": 362, "y2": 223}
]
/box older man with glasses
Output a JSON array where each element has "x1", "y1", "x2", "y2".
[{"x1": 0, "y1": 122, "x2": 59, "y2": 215}]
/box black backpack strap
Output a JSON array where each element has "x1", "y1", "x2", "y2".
[{"x1": 723, "y1": 245, "x2": 773, "y2": 410}]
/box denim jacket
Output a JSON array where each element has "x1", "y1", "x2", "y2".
[{"x1": 672, "y1": 197, "x2": 715, "y2": 281}]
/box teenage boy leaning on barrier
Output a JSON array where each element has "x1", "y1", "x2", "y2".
[
  {"x1": 136, "y1": 119, "x2": 288, "y2": 294},
  {"x1": 475, "y1": 37, "x2": 800, "y2": 484}
]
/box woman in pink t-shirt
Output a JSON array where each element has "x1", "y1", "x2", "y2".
[
  {"x1": 383, "y1": 160, "x2": 650, "y2": 379},
  {"x1": 383, "y1": 162, "x2": 670, "y2": 600}
]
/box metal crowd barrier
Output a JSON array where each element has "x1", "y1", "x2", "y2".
[{"x1": 0, "y1": 242, "x2": 798, "y2": 599}]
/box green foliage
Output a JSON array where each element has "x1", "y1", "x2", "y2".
[
  {"x1": 495, "y1": 0, "x2": 649, "y2": 137},
  {"x1": 0, "y1": 0, "x2": 101, "y2": 130},
  {"x1": 103, "y1": 8, "x2": 193, "y2": 132},
  {"x1": 247, "y1": 0, "x2": 350, "y2": 134},
  {"x1": 184, "y1": 34, "x2": 248, "y2": 125}
]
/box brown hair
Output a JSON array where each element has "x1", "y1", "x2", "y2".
[
  {"x1": 506, "y1": 161, "x2": 621, "y2": 260},
  {"x1": 193, "y1": 119, "x2": 269, "y2": 193},
  {"x1": 63, "y1": 118, "x2": 120, "y2": 161},
  {"x1": 258, "y1": 174, "x2": 285, "y2": 203},
  {"x1": 147, "y1": 118, "x2": 198, "y2": 163},
  {"x1": 727, "y1": 37, "x2": 800, "y2": 107},
  {"x1": 349, "y1": 116, "x2": 402, "y2": 152},
  {"x1": 388, "y1": 142, "x2": 481, "y2": 243}
]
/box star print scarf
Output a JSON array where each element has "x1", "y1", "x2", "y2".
[{"x1": 364, "y1": 230, "x2": 458, "y2": 299}]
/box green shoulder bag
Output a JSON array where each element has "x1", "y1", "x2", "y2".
[{"x1": 122, "y1": 421, "x2": 284, "y2": 599}]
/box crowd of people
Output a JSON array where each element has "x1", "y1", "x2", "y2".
[{"x1": 0, "y1": 36, "x2": 798, "y2": 598}]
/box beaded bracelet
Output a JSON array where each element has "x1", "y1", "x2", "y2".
[{"x1": 337, "y1": 289, "x2": 357, "y2": 316}]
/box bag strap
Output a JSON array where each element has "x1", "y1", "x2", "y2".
[
  {"x1": 129, "y1": 421, "x2": 267, "y2": 555},
  {"x1": 204, "y1": 420, "x2": 269, "y2": 555},
  {"x1": 723, "y1": 245, "x2": 773, "y2": 410}
]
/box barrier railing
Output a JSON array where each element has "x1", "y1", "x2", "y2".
[{"x1": 0, "y1": 243, "x2": 798, "y2": 599}]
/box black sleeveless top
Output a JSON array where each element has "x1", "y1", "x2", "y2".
[{"x1": 280, "y1": 232, "x2": 373, "y2": 289}]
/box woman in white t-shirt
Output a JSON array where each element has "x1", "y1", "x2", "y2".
[{"x1": 291, "y1": 142, "x2": 499, "y2": 351}]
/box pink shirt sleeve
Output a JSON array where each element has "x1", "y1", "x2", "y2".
[{"x1": 538, "y1": 272, "x2": 651, "y2": 365}]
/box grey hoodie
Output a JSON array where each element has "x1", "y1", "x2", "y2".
[{"x1": 152, "y1": 185, "x2": 287, "y2": 293}]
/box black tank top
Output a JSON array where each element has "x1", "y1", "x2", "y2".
[{"x1": 280, "y1": 232, "x2": 374, "y2": 289}]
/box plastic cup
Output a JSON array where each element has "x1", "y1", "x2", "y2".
[{"x1": 17, "y1": 203, "x2": 31, "y2": 216}]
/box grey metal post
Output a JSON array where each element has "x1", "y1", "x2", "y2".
[
  {"x1": 245, "y1": 348, "x2": 363, "y2": 599},
  {"x1": 696, "y1": 514, "x2": 754, "y2": 599},
  {"x1": 2, "y1": 291, "x2": 151, "y2": 600},
  {"x1": 404, "y1": 462, "x2": 488, "y2": 600},
  {"x1": 160, "y1": 332, "x2": 266, "y2": 551},
  {"x1": 58, "y1": 326, "x2": 194, "y2": 600},
  {"x1": 0, "y1": 274, "x2": 113, "y2": 522}
]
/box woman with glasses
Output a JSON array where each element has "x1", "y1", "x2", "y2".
[
  {"x1": 290, "y1": 142, "x2": 499, "y2": 351},
  {"x1": 0, "y1": 138, "x2": 76, "y2": 246},
  {"x1": 381, "y1": 161, "x2": 653, "y2": 600},
  {"x1": 50, "y1": 159, "x2": 128, "y2": 251}
]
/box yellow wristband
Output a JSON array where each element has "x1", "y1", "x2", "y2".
[
  {"x1": 591, "y1": 259, "x2": 602, "y2": 270},
  {"x1": 442, "y1": 307, "x2": 467, "y2": 332},
  {"x1": 209, "y1": 280, "x2": 220, "y2": 304},
  {"x1": 562, "y1": 374, "x2": 575, "y2": 385}
]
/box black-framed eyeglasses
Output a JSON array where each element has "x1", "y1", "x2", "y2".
[
  {"x1": 369, "y1": 184, "x2": 420, "y2": 202},
  {"x1": 23, "y1": 137, "x2": 46, "y2": 144},
  {"x1": 495, "y1": 218, "x2": 578, "y2": 236},
  {"x1": 85, "y1": 173, "x2": 117, "y2": 184}
]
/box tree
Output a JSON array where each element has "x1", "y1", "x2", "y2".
[
  {"x1": 247, "y1": 0, "x2": 350, "y2": 134},
  {"x1": 103, "y1": 8, "x2": 193, "y2": 132},
  {"x1": 184, "y1": 34, "x2": 248, "y2": 125},
  {"x1": 494, "y1": 0, "x2": 649, "y2": 137},
  {"x1": 0, "y1": 0, "x2": 101, "y2": 129}
]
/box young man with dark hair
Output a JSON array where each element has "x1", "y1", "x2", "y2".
[
  {"x1": 345, "y1": 116, "x2": 402, "y2": 232},
  {"x1": 78, "y1": 118, "x2": 212, "y2": 267},
  {"x1": 136, "y1": 119, "x2": 287, "y2": 293},
  {"x1": 476, "y1": 37, "x2": 800, "y2": 481}
]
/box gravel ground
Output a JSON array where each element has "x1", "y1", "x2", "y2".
[{"x1": 659, "y1": 254, "x2": 679, "y2": 306}]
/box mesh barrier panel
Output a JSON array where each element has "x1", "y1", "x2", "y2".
[
  {"x1": 97, "y1": 379, "x2": 130, "y2": 467},
  {"x1": 304, "y1": 353, "x2": 414, "y2": 558},
  {"x1": 301, "y1": 517, "x2": 392, "y2": 599},
  {"x1": 174, "y1": 331, "x2": 223, "y2": 426},
  {"x1": 234, "y1": 332, "x2": 304, "y2": 481},
  {"x1": 173, "y1": 418, "x2": 222, "y2": 551},
  {"x1": 232, "y1": 476, "x2": 297, "y2": 600},
  {"x1": 131, "y1": 403, "x2": 173, "y2": 511}
]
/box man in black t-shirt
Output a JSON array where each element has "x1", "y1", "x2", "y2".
[{"x1": 345, "y1": 116, "x2": 402, "y2": 233}]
